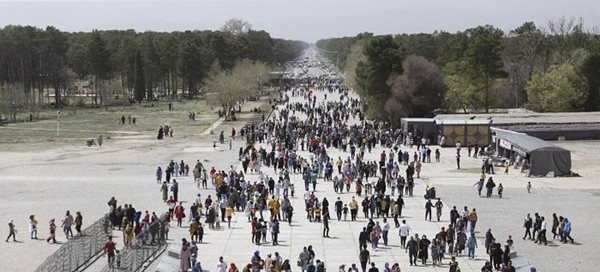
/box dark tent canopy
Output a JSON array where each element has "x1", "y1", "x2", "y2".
[{"x1": 491, "y1": 128, "x2": 572, "y2": 177}]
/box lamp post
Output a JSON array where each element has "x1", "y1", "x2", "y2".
[{"x1": 56, "y1": 111, "x2": 61, "y2": 136}]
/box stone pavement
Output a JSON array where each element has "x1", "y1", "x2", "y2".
[{"x1": 160, "y1": 87, "x2": 495, "y2": 272}]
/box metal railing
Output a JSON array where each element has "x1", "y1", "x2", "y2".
[
  {"x1": 35, "y1": 215, "x2": 112, "y2": 272},
  {"x1": 100, "y1": 215, "x2": 167, "y2": 272}
]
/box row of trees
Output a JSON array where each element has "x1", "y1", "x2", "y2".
[
  {"x1": 316, "y1": 18, "x2": 600, "y2": 123},
  {"x1": 0, "y1": 19, "x2": 306, "y2": 121}
]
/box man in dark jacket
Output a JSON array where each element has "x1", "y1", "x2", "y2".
[
  {"x1": 335, "y1": 197, "x2": 344, "y2": 221},
  {"x1": 359, "y1": 248, "x2": 370, "y2": 272},
  {"x1": 523, "y1": 213, "x2": 533, "y2": 240},
  {"x1": 406, "y1": 236, "x2": 418, "y2": 266},
  {"x1": 359, "y1": 227, "x2": 369, "y2": 250}
]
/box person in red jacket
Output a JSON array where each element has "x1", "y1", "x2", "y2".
[{"x1": 174, "y1": 202, "x2": 185, "y2": 227}]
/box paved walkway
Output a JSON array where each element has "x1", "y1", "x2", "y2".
[{"x1": 162, "y1": 87, "x2": 492, "y2": 272}]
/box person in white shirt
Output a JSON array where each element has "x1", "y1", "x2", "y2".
[
  {"x1": 399, "y1": 220, "x2": 410, "y2": 249},
  {"x1": 216, "y1": 256, "x2": 227, "y2": 272},
  {"x1": 539, "y1": 216, "x2": 548, "y2": 245},
  {"x1": 382, "y1": 218, "x2": 391, "y2": 246},
  {"x1": 275, "y1": 181, "x2": 282, "y2": 198},
  {"x1": 303, "y1": 190, "x2": 311, "y2": 206}
]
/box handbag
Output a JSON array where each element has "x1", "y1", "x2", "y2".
[{"x1": 297, "y1": 260, "x2": 303, "y2": 267}]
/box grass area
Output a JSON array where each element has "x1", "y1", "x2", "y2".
[
  {"x1": 0, "y1": 99, "x2": 219, "y2": 144},
  {"x1": 0, "y1": 90, "x2": 276, "y2": 145}
]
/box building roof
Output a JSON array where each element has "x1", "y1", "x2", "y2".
[
  {"x1": 400, "y1": 118, "x2": 435, "y2": 123},
  {"x1": 491, "y1": 127, "x2": 567, "y2": 153},
  {"x1": 436, "y1": 111, "x2": 600, "y2": 125},
  {"x1": 435, "y1": 119, "x2": 491, "y2": 125}
]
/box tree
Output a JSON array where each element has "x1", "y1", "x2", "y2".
[
  {"x1": 343, "y1": 40, "x2": 367, "y2": 92},
  {"x1": 465, "y1": 25, "x2": 505, "y2": 112},
  {"x1": 97, "y1": 79, "x2": 120, "y2": 106},
  {"x1": 443, "y1": 61, "x2": 485, "y2": 113},
  {"x1": 385, "y1": 55, "x2": 445, "y2": 122},
  {"x1": 87, "y1": 30, "x2": 112, "y2": 106},
  {"x1": 0, "y1": 83, "x2": 27, "y2": 122},
  {"x1": 221, "y1": 18, "x2": 252, "y2": 36},
  {"x1": 205, "y1": 59, "x2": 269, "y2": 117},
  {"x1": 355, "y1": 35, "x2": 403, "y2": 119},
  {"x1": 526, "y1": 63, "x2": 587, "y2": 112},
  {"x1": 133, "y1": 50, "x2": 146, "y2": 102},
  {"x1": 581, "y1": 53, "x2": 600, "y2": 110},
  {"x1": 503, "y1": 22, "x2": 544, "y2": 107}
]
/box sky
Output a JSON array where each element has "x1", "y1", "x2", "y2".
[{"x1": 0, "y1": 0, "x2": 598, "y2": 42}]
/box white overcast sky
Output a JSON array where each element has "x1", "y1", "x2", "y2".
[{"x1": 0, "y1": 0, "x2": 598, "y2": 42}]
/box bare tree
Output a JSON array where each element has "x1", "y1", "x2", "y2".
[
  {"x1": 221, "y1": 18, "x2": 252, "y2": 36},
  {"x1": 385, "y1": 55, "x2": 446, "y2": 124},
  {"x1": 0, "y1": 83, "x2": 28, "y2": 122},
  {"x1": 205, "y1": 59, "x2": 269, "y2": 119},
  {"x1": 344, "y1": 40, "x2": 367, "y2": 93},
  {"x1": 546, "y1": 16, "x2": 587, "y2": 61},
  {"x1": 97, "y1": 79, "x2": 121, "y2": 106},
  {"x1": 503, "y1": 22, "x2": 544, "y2": 107}
]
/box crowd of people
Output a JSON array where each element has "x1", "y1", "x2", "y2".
[
  {"x1": 10, "y1": 57, "x2": 574, "y2": 272},
  {"x1": 150, "y1": 73, "x2": 553, "y2": 272},
  {"x1": 5, "y1": 211, "x2": 83, "y2": 245}
]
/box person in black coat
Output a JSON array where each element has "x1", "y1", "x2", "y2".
[
  {"x1": 359, "y1": 227, "x2": 369, "y2": 249},
  {"x1": 406, "y1": 236, "x2": 418, "y2": 266},
  {"x1": 418, "y1": 235, "x2": 431, "y2": 266}
]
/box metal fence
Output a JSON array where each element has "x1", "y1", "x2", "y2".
[
  {"x1": 100, "y1": 215, "x2": 167, "y2": 272},
  {"x1": 35, "y1": 214, "x2": 112, "y2": 272}
]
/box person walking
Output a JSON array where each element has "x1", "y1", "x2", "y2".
[
  {"x1": 6, "y1": 220, "x2": 16, "y2": 242},
  {"x1": 425, "y1": 199, "x2": 433, "y2": 221},
  {"x1": 171, "y1": 180, "x2": 179, "y2": 202},
  {"x1": 497, "y1": 183, "x2": 504, "y2": 198},
  {"x1": 523, "y1": 214, "x2": 533, "y2": 240},
  {"x1": 399, "y1": 220, "x2": 410, "y2": 248},
  {"x1": 175, "y1": 202, "x2": 185, "y2": 227},
  {"x1": 359, "y1": 248, "x2": 370, "y2": 272},
  {"x1": 75, "y1": 211, "x2": 83, "y2": 236},
  {"x1": 467, "y1": 232, "x2": 477, "y2": 259},
  {"x1": 349, "y1": 197, "x2": 359, "y2": 221},
  {"x1": 180, "y1": 239, "x2": 192, "y2": 272},
  {"x1": 226, "y1": 205, "x2": 235, "y2": 229},
  {"x1": 474, "y1": 179, "x2": 484, "y2": 196},
  {"x1": 532, "y1": 213, "x2": 541, "y2": 241},
  {"x1": 322, "y1": 212, "x2": 330, "y2": 238},
  {"x1": 298, "y1": 247, "x2": 310, "y2": 272},
  {"x1": 562, "y1": 218, "x2": 574, "y2": 243},
  {"x1": 406, "y1": 236, "x2": 418, "y2": 266},
  {"x1": 335, "y1": 197, "x2": 343, "y2": 221},
  {"x1": 485, "y1": 178, "x2": 495, "y2": 198},
  {"x1": 104, "y1": 236, "x2": 117, "y2": 269},
  {"x1": 382, "y1": 218, "x2": 390, "y2": 246},
  {"x1": 161, "y1": 182, "x2": 169, "y2": 202},
  {"x1": 29, "y1": 215, "x2": 38, "y2": 239},
  {"x1": 271, "y1": 219, "x2": 280, "y2": 245},
  {"x1": 468, "y1": 209, "x2": 478, "y2": 233},
  {"x1": 485, "y1": 229, "x2": 494, "y2": 254},
  {"x1": 538, "y1": 216, "x2": 547, "y2": 245},
  {"x1": 357, "y1": 227, "x2": 370, "y2": 250},
  {"x1": 62, "y1": 210, "x2": 74, "y2": 239},
  {"x1": 156, "y1": 166, "x2": 163, "y2": 184},
  {"x1": 46, "y1": 219, "x2": 57, "y2": 243},
  {"x1": 435, "y1": 198, "x2": 443, "y2": 222},
  {"x1": 552, "y1": 213, "x2": 560, "y2": 239},
  {"x1": 418, "y1": 235, "x2": 431, "y2": 266}
]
